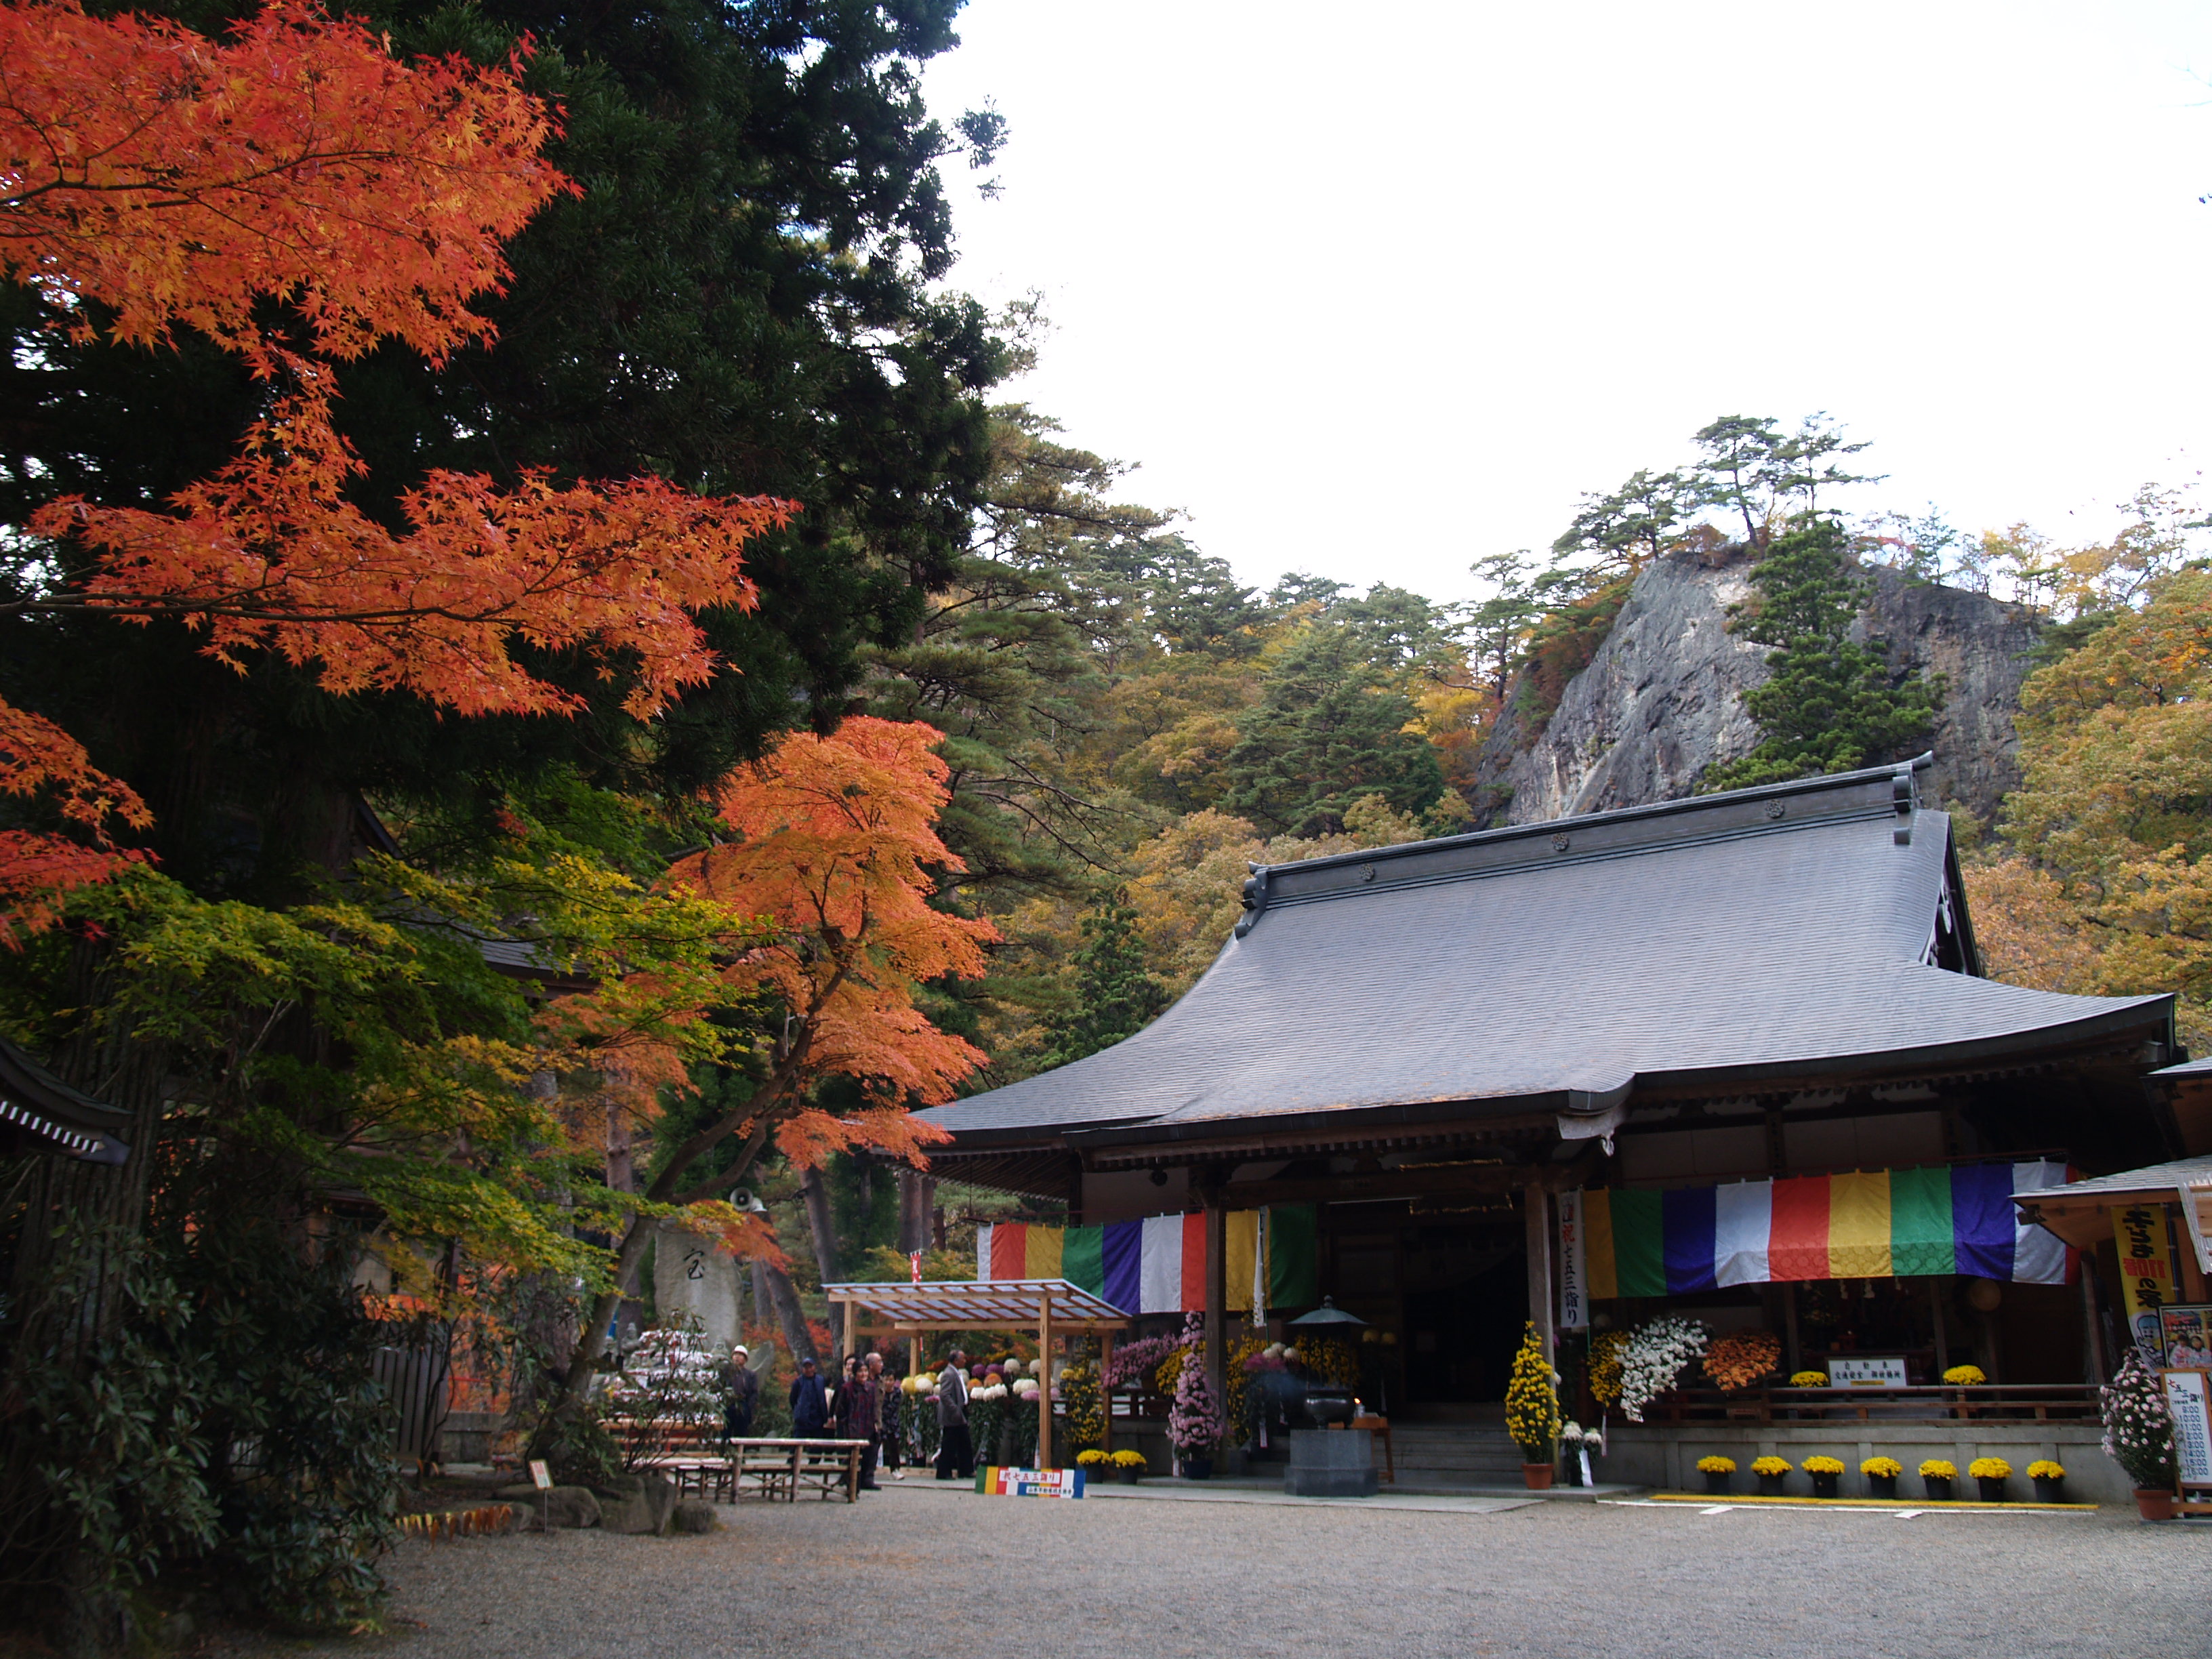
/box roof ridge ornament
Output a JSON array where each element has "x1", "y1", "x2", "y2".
[
  {"x1": 1236, "y1": 863, "x2": 1270, "y2": 938},
  {"x1": 1891, "y1": 760, "x2": 1918, "y2": 847}
]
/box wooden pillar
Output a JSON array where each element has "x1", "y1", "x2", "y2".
[
  {"x1": 1204, "y1": 1204, "x2": 1228, "y2": 1410},
  {"x1": 1523, "y1": 1179, "x2": 1554, "y2": 1364},
  {"x1": 1783, "y1": 1282, "x2": 1803, "y2": 1374},
  {"x1": 1928, "y1": 1277, "x2": 1949, "y2": 1376},
  {"x1": 2080, "y1": 1263, "x2": 2108, "y2": 1385},
  {"x1": 1099, "y1": 1330, "x2": 1115, "y2": 1456},
  {"x1": 840, "y1": 1297, "x2": 856, "y2": 1368},
  {"x1": 1037, "y1": 1292, "x2": 1054, "y2": 1471}
]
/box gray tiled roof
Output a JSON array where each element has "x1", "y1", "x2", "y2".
[
  {"x1": 922, "y1": 759, "x2": 2173, "y2": 1147},
  {"x1": 2019, "y1": 1156, "x2": 2212, "y2": 1200}
]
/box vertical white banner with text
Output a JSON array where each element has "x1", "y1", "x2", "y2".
[{"x1": 1557, "y1": 1189, "x2": 1589, "y2": 1332}]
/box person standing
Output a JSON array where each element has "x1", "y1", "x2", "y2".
[
  {"x1": 719, "y1": 1344, "x2": 760, "y2": 1442},
  {"x1": 935, "y1": 1347, "x2": 973, "y2": 1481},
  {"x1": 790, "y1": 1354, "x2": 830, "y2": 1438},
  {"x1": 840, "y1": 1356, "x2": 882, "y2": 1490},
  {"x1": 867, "y1": 1352, "x2": 904, "y2": 1479}
]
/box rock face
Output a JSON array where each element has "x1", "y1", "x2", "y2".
[
  {"x1": 1471, "y1": 548, "x2": 2044, "y2": 826},
  {"x1": 497, "y1": 1483, "x2": 602, "y2": 1529}
]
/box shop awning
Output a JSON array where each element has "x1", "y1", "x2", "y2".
[
  {"x1": 821, "y1": 1278, "x2": 1131, "y2": 1332},
  {"x1": 2013, "y1": 1157, "x2": 2212, "y2": 1272}
]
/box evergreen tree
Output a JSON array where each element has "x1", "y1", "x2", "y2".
[
  {"x1": 1702, "y1": 517, "x2": 1940, "y2": 792},
  {"x1": 1219, "y1": 621, "x2": 1446, "y2": 836},
  {"x1": 1038, "y1": 888, "x2": 1172, "y2": 1067}
]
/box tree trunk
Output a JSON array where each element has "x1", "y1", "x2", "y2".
[
  {"x1": 800, "y1": 1164, "x2": 838, "y2": 1286},
  {"x1": 762, "y1": 1261, "x2": 819, "y2": 1366},
  {"x1": 896, "y1": 1168, "x2": 932, "y2": 1254}
]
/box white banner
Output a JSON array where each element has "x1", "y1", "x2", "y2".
[{"x1": 1557, "y1": 1189, "x2": 1589, "y2": 1332}]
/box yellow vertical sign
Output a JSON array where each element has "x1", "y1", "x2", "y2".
[{"x1": 2115, "y1": 1204, "x2": 2175, "y2": 1361}]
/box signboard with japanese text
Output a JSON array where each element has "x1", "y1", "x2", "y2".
[
  {"x1": 2160, "y1": 1369, "x2": 2212, "y2": 1489},
  {"x1": 1557, "y1": 1190, "x2": 1588, "y2": 1332},
  {"x1": 975, "y1": 1466, "x2": 1085, "y2": 1498},
  {"x1": 1828, "y1": 1355, "x2": 1909, "y2": 1388}
]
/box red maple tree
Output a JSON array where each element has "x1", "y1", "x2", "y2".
[{"x1": 0, "y1": 0, "x2": 794, "y2": 941}]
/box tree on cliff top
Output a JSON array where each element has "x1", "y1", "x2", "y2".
[{"x1": 1702, "y1": 516, "x2": 1940, "y2": 793}]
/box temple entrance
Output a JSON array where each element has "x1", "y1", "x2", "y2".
[{"x1": 1324, "y1": 1216, "x2": 1529, "y2": 1413}]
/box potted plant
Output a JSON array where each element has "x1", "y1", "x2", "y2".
[
  {"x1": 1076, "y1": 1448, "x2": 1109, "y2": 1485},
  {"x1": 1168, "y1": 1348, "x2": 1224, "y2": 1479},
  {"x1": 1969, "y1": 1456, "x2": 2011, "y2": 1502},
  {"x1": 1751, "y1": 1455, "x2": 1792, "y2": 1496},
  {"x1": 1861, "y1": 1456, "x2": 1902, "y2": 1500},
  {"x1": 1803, "y1": 1455, "x2": 1845, "y2": 1498},
  {"x1": 2101, "y1": 1349, "x2": 2178, "y2": 1520},
  {"x1": 1942, "y1": 1364, "x2": 1986, "y2": 1387},
  {"x1": 1696, "y1": 1455, "x2": 1736, "y2": 1496},
  {"x1": 1505, "y1": 1322, "x2": 1562, "y2": 1489},
  {"x1": 1110, "y1": 1449, "x2": 1147, "y2": 1484},
  {"x1": 1788, "y1": 1370, "x2": 1829, "y2": 1389},
  {"x1": 2028, "y1": 1459, "x2": 2066, "y2": 1503},
  {"x1": 1919, "y1": 1458, "x2": 1957, "y2": 1501}
]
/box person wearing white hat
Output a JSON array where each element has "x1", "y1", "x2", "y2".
[{"x1": 719, "y1": 1343, "x2": 760, "y2": 1441}]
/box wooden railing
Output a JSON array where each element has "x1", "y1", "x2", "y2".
[{"x1": 1633, "y1": 1385, "x2": 2100, "y2": 1425}]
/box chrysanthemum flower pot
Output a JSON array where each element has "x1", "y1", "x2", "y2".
[
  {"x1": 1118, "y1": 1467, "x2": 1143, "y2": 1485},
  {"x1": 1181, "y1": 1456, "x2": 1212, "y2": 1481},
  {"x1": 1811, "y1": 1474, "x2": 1840, "y2": 1499},
  {"x1": 1702, "y1": 1471, "x2": 1730, "y2": 1496},
  {"x1": 1976, "y1": 1476, "x2": 2007, "y2": 1503},
  {"x1": 2030, "y1": 1475, "x2": 2064, "y2": 1503},
  {"x1": 1756, "y1": 1474, "x2": 1788, "y2": 1497},
  {"x1": 1923, "y1": 1475, "x2": 1953, "y2": 1502},
  {"x1": 2135, "y1": 1488, "x2": 2175, "y2": 1521},
  {"x1": 1867, "y1": 1475, "x2": 1898, "y2": 1500},
  {"x1": 1522, "y1": 1462, "x2": 1555, "y2": 1490}
]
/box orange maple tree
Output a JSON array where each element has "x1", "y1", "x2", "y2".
[
  {"x1": 560, "y1": 716, "x2": 996, "y2": 1397},
  {"x1": 0, "y1": 0, "x2": 794, "y2": 941}
]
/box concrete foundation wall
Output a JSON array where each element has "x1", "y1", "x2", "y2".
[{"x1": 1598, "y1": 1421, "x2": 2127, "y2": 1504}]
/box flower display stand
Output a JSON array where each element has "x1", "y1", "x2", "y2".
[{"x1": 1976, "y1": 1476, "x2": 2008, "y2": 1503}]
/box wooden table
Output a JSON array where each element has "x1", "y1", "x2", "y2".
[{"x1": 716, "y1": 1438, "x2": 872, "y2": 1503}]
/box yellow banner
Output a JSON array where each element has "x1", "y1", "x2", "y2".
[{"x1": 2115, "y1": 1204, "x2": 2175, "y2": 1359}]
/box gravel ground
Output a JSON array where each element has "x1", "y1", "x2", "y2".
[{"x1": 220, "y1": 1486, "x2": 2205, "y2": 1659}]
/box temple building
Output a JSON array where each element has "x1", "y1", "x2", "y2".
[{"x1": 916, "y1": 757, "x2": 2191, "y2": 1487}]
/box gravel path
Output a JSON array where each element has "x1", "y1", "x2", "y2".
[{"x1": 224, "y1": 1486, "x2": 2205, "y2": 1659}]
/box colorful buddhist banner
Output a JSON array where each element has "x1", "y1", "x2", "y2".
[
  {"x1": 1575, "y1": 1162, "x2": 2074, "y2": 1294},
  {"x1": 975, "y1": 1205, "x2": 1319, "y2": 1315}
]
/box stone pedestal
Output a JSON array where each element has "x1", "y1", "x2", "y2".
[{"x1": 1284, "y1": 1428, "x2": 1376, "y2": 1498}]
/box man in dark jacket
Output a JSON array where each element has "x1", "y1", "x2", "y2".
[
  {"x1": 790, "y1": 1355, "x2": 830, "y2": 1437},
  {"x1": 935, "y1": 1348, "x2": 972, "y2": 1481},
  {"x1": 719, "y1": 1344, "x2": 760, "y2": 1441}
]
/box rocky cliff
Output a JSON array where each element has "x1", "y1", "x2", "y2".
[{"x1": 1470, "y1": 546, "x2": 2045, "y2": 826}]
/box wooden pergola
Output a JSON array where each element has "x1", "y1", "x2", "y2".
[{"x1": 823, "y1": 1278, "x2": 1131, "y2": 1471}]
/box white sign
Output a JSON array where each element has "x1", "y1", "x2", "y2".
[
  {"x1": 981, "y1": 1467, "x2": 1085, "y2": 1498},
  {"x1": 529, "y1": 1459, "x2": 553, "y2": 1490},
  {"x1": 1557, "y1": 1190, "x2": 1589, "y2": 1332},
  {"x1": 2163, "y1": 1369, "x2": 2212, "y2": 1488},
  {"x1": 1828, "y1": 1355, "x2": 1908, "y2": 1388}
]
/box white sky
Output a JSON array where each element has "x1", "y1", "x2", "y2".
[{"x1": 921, "y1": 1, "x2": 2212, "y2": 605}]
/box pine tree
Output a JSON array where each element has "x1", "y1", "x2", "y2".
[
  {"x1": 1040, "y1": 888, "x2": 1172, "y2": 1067},
  {"x1": 1702, "y1": 516, "x2": 1940, "y2": 792}
]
